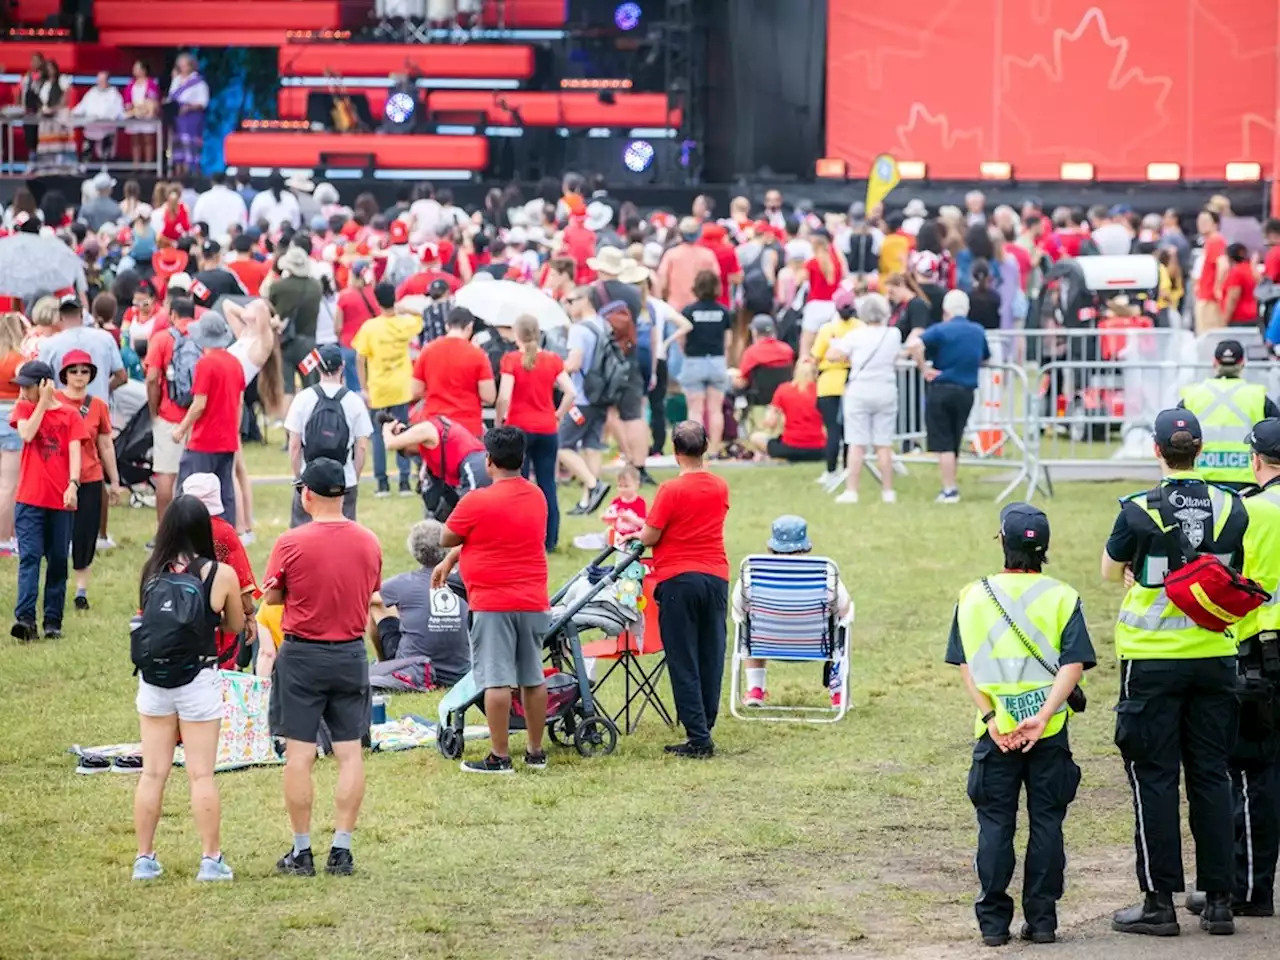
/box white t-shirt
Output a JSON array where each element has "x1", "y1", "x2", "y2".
[
  {"x1": 248, "y1": 190, "x2": 302, "y2": 231},
  {"x1": 837, "y1": 324, "x2": 903, "y2": 389},
  {"x1": 192, "y1": 185, "x2": 248, "y2": 240},
  {"x1": 409, "y1": 197, "x2": 442, "y2": 242},
  {"x1": 283, "y1": 382, "x2": 374, "y2": 487}
]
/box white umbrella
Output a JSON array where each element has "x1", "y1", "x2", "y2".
[
  {"x1": 454, "y1": 279, "x2": 568, "y2": 331},
  {"x1": 0, "y1": 233, "x2": 86, "y2": 302}
]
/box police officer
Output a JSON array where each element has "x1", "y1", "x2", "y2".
[
  {"x1": 946, "y1": 502, "x2": 1095, "y2": 947},
  {"x1": 1187, "y1": 418, "x2": 1280, "y2": 919},
  {"x1": 1178, "y1": 339, "x2": 1280, "y2": 490},
  {"x1": 1103, "y1": 408, "x2": 1249, "y2": 936}
]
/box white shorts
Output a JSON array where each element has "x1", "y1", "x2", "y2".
[
  {"x1": 228, "y1": 338, "x2": 262, "y2": 386},
  {"x1": 844, "y1": 384, "x2": 898, "y2": 448},
  {"x1": 136, "y1": 668, "x2": 225, "y2": 722},
  {"x1": 801, "y1": 300, "x2": 837, "y2": 333},
  {"x1": 152, "y1": 422, "x2": 186, "y2": 475}
]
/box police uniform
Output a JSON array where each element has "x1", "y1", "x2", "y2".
[
  {"x1": 1105, "y1": 409, "x2": 1249, "y2": 935},
  {"x1": 945, "y1": 503, "x2": 1096, "y2": 946},
  {"x1": 1177, "y1": 339, "x2": 1279, "y2": 489}
]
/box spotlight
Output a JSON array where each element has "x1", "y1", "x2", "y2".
[
  {"x1": 615, "y1": 2, "x2": 642, "y2": 31},
  {"x1": 385, "y1": 92, "x2": 416, "y2": 126},
  {"x1": 623, "y1": 139, "x2": 655, "y2": 173}
]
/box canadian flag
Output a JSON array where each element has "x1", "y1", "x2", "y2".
[
  {"x1": 297, "y1": 349, "x2": 322, "y2": 375},
  {"x1": 190, "y1": 279, "x2": 211, "y2": 301}
]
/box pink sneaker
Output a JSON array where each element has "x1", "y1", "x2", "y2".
[
  {"x1": 831, "y1": 691, "x2": 842, "y2": 708},
  {"x1": 743, "y1": 687, "x2": 766, "y2": 708}
]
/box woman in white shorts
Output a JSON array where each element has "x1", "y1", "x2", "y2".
[
  {"x1": 799, "y1": 232, "x2": 844, "y2": 360},
  {"x1": 133, "y1": 495, "x2": 245, "y2": 882},
  {"x1": 829, "y1": 293, "x2": 903, "y2": 504},
  {"x1": 223, "y1": 299, "x2": 285, "y2": 542}
]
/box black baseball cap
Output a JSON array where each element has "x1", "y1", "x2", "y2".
[
  {"x1": 1214, "y1": 339, "x2": 1245, "y2": 365},
  {"x1": 201, "y1": 239, "x2": 221, "y2": 257},
  {"x1": 316, "y1": 343, "x2": 343, "y2": 374},
  {"x1": 11, "y1": 360, "x2": 55, "y2": 386},
  {"x1": 296, "y1": 457, "x2": 346, "y2": 497},
  {"x1": 1154, "y1": 408, "x2": 1202, "y2": 445},
  {"x1": 1247, "y1": 418, "x2": 1280, "y2": 458},
  {"x1": 999, "y1": 501, "x2": 1050, "y2": 556}
]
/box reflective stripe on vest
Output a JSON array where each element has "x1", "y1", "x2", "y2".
[
  {"x1": 1181, "y1": 379, "x2": 1267, "y2": 482},
  {"x1": 967, "y1": 578, "x2": 1062, "y2": 685},
  {"x1": 1239, "y1": 487, "x2": 1280, "y2": 637}
]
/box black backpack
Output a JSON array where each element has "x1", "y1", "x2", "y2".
[
  {"x1": 303, "y1": 385, "x2": 351, "y2": 464},
  {"x1": 581, "y1": 317, "x2": 632, "y2": 407},
  {"x1": 742, "y1": 242, "x2": 781, "y2": 315},
  {"x1": 131, "y1": 560, "x2": 219, "y2": 689}
]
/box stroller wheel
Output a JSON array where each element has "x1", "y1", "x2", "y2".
[
  {"x1": 573, "y1": 715, "x2": 618, "y2": 758},
  {"x1": 548, "y1": 715, "x2": 576, "y2": 748},
  {"x1": 437, "y1": 725, "x2": 465, "y2": 760}
]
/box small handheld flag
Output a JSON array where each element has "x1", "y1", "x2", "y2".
[{"x1": 297, "y1": 349, "x2": 322, "y2": 375}]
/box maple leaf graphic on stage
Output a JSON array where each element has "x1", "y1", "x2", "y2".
[
  {"x1": 895, "y1": 103, "x2": 983, "y2": 164},
  {"x1": 1001, "y1": 8, "x2": 1172, "y2": 165}
]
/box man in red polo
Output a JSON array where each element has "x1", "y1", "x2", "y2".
[
  {"x1": 732, "y1": 315, "x2": 795, "y2": 389},
  {"x1": 411, "y1": 307, "x2": 494, "y2": 437},
  {"x1": 1195, "y1": 208, "x2": 1228, "y2": 334},
  {"x1": 143, "y1": 296, "x2": 197, "y2": 530}
]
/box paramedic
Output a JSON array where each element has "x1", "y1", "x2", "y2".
[
  {"x1": 1186, "y1": 418, "x2": 1280, "y2": 918},
  {"x1": 1101, "y1": 409, "x2": 1249, "y2": 937},
  {"x1": 945, "y1": 502, "x2": 1094, "y2": 947},
  {"x1": 1178, "y1": 339, "x2": 1279, "y2": 490}
]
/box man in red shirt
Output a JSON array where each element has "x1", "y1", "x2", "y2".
[
  {"x1": 1261, "y1": 219, "x2": 1280, "y2": 323},
  {"x1": 225, "y1": 234, "x2": 269, "y2": 296},
  {"x1": 264, "y1": 457, "x2": 382, "y2": 877},
  {"x1": 560, "y1": 197, "x2": 598, "y2": 284},
  {"x1": 640, "y1": 421, "x2": 730, "y2": 757},
  {"x1": 384, "y1": 409, "x2": 491, "y2": 520},
  {"x1": 435, "y1": 427, "x2": 550, "y2": 774},
  {"x1": 334, "y1": 268, "x2": 378, "y2": 392},
  {"x1": 144, "y1": 297, "x2": 196, "y2": 527},
  {"x1": 395, "y1": 245, "x2": 462, "y2": 300},
  {"x1": 9, "y1": 360, "x2": 87, "y2": 641},
  {"x1": 732, "y1": 315, "x2": 795, "y2": 389},
  {"x1": 1195, "y1": 208, "x2": 1228, "y2": 334},
  {"x1": 411, "y1": 307, "x2": 495, "y2": 437},
  {"x1": 173, "y1": 313, "x2": 245, "y2": 525},
  {"x1": 699, "y1": 222, "x2": 744, "y2": 308}
]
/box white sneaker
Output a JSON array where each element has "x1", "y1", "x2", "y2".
[
  {"x1": 834, "y1": 490, "x2": 859, "y2": 504},
  {"x1": 814, "y1": 470, "x2": 834, "y2": 485},
  {"x1": 881, "y1": 490, "x2": 897, "y2": 503},
  {"x1": 95, "y1": 536, "x2": 116, "y2": 551},
  {"x1": 936, "y1": 490, "x2": 961, "y2": 504},
  {"x1": 238, "y1": 531, "x2": 256, "y2": 545}
]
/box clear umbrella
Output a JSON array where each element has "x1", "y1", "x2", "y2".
[
  {"x1": 0, "y1": 233, "x2": 86, "y2": 303},
  {"x1": 453, "y1": 279, "x2": 569, "y2": 331}
]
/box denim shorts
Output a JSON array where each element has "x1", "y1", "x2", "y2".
[
  {"x1": 678, "y1": 355, "x2": 729, "y2": 394},
  {"x1": 0, "y1": 405, "x2": 20, "y2": 453}
]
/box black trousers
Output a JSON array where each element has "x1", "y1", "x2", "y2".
[
  {"x1": 1114, "y1": 656, "x2": 1238, "y2": 894},
  {"x1": 968, "y1": 730, "x2": 1081, "y2": 938},
  {"x1": 817, "y1": 394, "x2": 842, "y2": 473},
  {"x1": 654, "y1": 572, "x2": 727, "y2": 747},
  {"x1": 71, "y1": 479, "x2": 103, "y2": 572},
  {"x1": 648, "y1": 359, "x2": 668, "y2": 455},
  {"x1": 1230, "y1": 694, "x2": 1280, "y2": 904}
]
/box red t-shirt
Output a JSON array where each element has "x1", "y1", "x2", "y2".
[
  {"x1": 161, "y1": 205, "x2": 191, "y2": 242},
  {"x1": 56, "y1": 392, "x2": 111, "y2": 483},
  {"x1": 143, "y1": 321, "x2": 193, "y2": 424},
  {"x1": 771, "y1": 381, "x2": 826, "y2": 450},
  {"x1": 265, "y1": 520, "x2": 382, "y2": 640},
  {"x1": 445, "y1": 476, "x2": 548, "y2": 612},
  {"x1": 560, "y1": 222, "x2": 598, "y2": 283},
  {"x1": 1005, "y1": 243, "x2": 1032, "y2": 287},
  {"x1": 1223, "y1": 261, "x2": 1258, "y2": 324},
  {"x1": 396, "y1": 269, "x2": 462, "y2": 300},
  {"x1": 739, "y1": 338, "x2": 795, "y2": 379},
  {"x1": 805, "y1": 257, "x2": 844, "y2": 302},
  {"x1": 226, "y1": 258, "x2": 269, "y2": 297},
  {"x1": 9, "y1": 400, "x2": 88, "y2": 510},
  {"x1": 335, "y1": 287, "x2": 378, "y2": 349},
  {"x1": 212, "y1": 515, "x2": 255, "y2": 661},
  {"x1": 188, "y1": 349, "x2": 246, "y2": 454},
  {"x1": 1197, "y1": 232, "x2": 1226, "y2": 301},
  {"x1": 1054, "y1": 230, "x2": 1086, "y2": 259},
  {"x1": 500, "y1": 350, "x2": 564, "y2": 435},
  {"x1": 647, "y1": 471, "x2": 730, "y2": 584},
  {"x1": 701, "y1": 240, "x2": 741, "y2": 306},
  {"x1": 413, "y1": 336, "x2": 493, "y2": 437},
  {"x1": 1264, "y1": 246, "x2": 1280, "y2": 284},
  {"x1": 415, "y1": 413, "x2": 485, "y2": 486}
]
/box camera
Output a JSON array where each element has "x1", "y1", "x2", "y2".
[{"x1": 374, "y1": 409, "x2": 400, "y2": 427}]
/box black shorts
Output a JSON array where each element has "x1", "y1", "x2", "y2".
[
  {"x1": 765, "y1": 439, "x2": 826, "y2": 462},
  {"x1": 614, "y1": 365, "x2": 646, "y2": 422},
  {"x1": 269, "y1": 637, "x2": 371, "y2": 744},
  {"x1": 925, "y1": 381, "x2": 975, "y2": 455}
]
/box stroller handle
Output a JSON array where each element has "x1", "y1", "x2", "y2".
[
  {"x1": 549, "y1": 543, "x2": 621, "y2": 606},
  {"x1": 544, "y1": 542, "x2": 645, "y2": 638}
]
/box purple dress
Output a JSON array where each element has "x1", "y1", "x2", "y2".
[{"x1": 168, "y1": 72, "x2": 209, "y2": 169}]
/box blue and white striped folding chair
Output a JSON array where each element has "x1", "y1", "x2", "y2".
[{"x1": 729, "y1": 554, "x2": 853, "y2": 723}]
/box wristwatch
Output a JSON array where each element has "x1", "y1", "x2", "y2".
[
  {"x1": 70, "y1": 480, "x2": 81, "y2": 489},
  {"x1": 981, "y1": 710, "x2": 997, "y2": 725}
]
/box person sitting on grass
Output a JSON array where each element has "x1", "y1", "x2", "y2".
[
  {"x1": 735, "y1": 515, "x2": 850, "y2": 709},
  {"x1": 747, "y1": 359, "x2": 827, "y2": 463}
]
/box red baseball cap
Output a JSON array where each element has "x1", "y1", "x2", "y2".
[
  {"x1": 389, "y1": 220, "x2": 409, "y2": 245},
  {"x1": 419, "y1": 243, "x2": 440, "y2": 264}
]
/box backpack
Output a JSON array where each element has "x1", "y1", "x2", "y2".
[
  {"x1": 302, "y1": 385, "x2": 351, "y2": 464},
  {"x1": 130, "y1": 560, "x2": 219, "y2": 689},
  {"x1": 742, "y1": 242, "x2": 780, "y2": 315},
  {"x1": 776, "y1": 308, "x2": 803, "y2": 353},
  {"x1": 581, "y1": 317, "x2": 632, "y2": 407},
  {"x1": 166, "y1": 328, "x2": 203, "y2": 409},
  {"x1": 383, "y1": 247, "x2": 419, "y2": 289},
  {"x1": 593, "y1": 282, "x2": 637, "y2": 355}
]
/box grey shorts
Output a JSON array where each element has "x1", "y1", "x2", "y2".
[
  {"x1": 469, "y1": 610, "x2": 549, "y2": 690},
  {"x1": 678, "y1": 355, "x2": 729, "y2": 394},
  {"x1": 269, "y1": 638, "x2": 370, "y2": 744},
  {"x1": 558, "y1": 405, "x2": 607, "y2": 451}
]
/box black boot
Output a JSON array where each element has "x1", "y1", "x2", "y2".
[
  {"x1": 1188, "y1": 890, "x2": 1274, "y2": 917},
  {"x1": 1199, "y1": 891, "x2": 1235, "y2": 936},
  {"x1": 1112, "y1": 892, "x2": 1180, "y2": 936}
]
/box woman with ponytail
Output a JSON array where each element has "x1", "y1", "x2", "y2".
[
  {"x1": 800, "y1": 231, "x2": 844, "y2": 358},
  {"x1": 495, "y1": 314, "x2": 577, "y2": 550}
]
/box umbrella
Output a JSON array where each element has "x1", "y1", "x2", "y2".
[
  {"x1": 453, "y1": 279, "x2": 569, "y2": 331},
  {"x1": 0, "y1": 233, "x2": 86, "y2": 303}
]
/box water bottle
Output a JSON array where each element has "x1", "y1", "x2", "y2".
[{"x1": 371, "y1": 695, "x2": 387, "y2": 726}]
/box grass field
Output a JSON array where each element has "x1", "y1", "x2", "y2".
[{"x1": 0, "y1": 443, "x2": 1234, "y2": 958}]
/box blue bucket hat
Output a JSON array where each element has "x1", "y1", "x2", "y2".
[{"x1": 768, "y1": 515, "x2": 811, "y2": 554}]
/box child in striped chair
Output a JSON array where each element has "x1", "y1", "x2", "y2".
[{"x1": 733, "y1": 515, "x2": 850, "y2": 708}]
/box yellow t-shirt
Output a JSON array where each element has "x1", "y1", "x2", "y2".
[
  {"x1": 811, "y1": 317, "x2": 862, "y2": 397},
  {"x1": 256, "y1": 603, "x2": 285, "y2": 650},
  {"x1": 879, "y1": 234, "x2": 910, "y2": 276},
  {"x1": 352, "y1": 313, "x2": 424, "y2": 410}
]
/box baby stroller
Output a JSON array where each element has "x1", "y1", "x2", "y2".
[
  {"x1": 114, "y1": 404, "x2": 155, "y2": 506},
  {"x1": 436, "y1": 543, "x2": 645, "y2": 761}
]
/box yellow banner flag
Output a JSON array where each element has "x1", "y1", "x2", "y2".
[{"x1": 866, "y1": 154, "x2": 900, "y2": 214}]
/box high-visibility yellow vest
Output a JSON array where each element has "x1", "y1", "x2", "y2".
[
  {"x1": 1239, "y1": 485, "x2": 1280, "y2": 640},
  {"x1": 957, "y1": 573, "x2": 1080, "y2": 740},
  {"x1": 1179, "y1": 377, "x2": 1268, "y2": 484},
  {"x1": 1114, "y1": 478, "x2": 1247, "y2": 659}
]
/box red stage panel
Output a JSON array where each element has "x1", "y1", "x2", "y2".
[
  {"x1": 94, "y1": 0, "x2": 357, "y2": 31},
  {"x1": 278, "y1": 87, "x2": 390, "y2": 121},
  {"x1": 0, "y1": 42, "x2": 130, "y2": 72},
  {"x1": 279, "y1": 44, "x2": 534, "y2": 80},
  {"x1": 13, "y1": 0, "x2": 59, "y2": 24},
  {"x1": 98, "y1": 29, "x2": 293, "y2": 47},
  {"x1": 426, "y1": 92, "x2": 680, "y2": 127},
  {"x1": 826, "y1": 0, "x2": 1280, "y2": 180},
  {"x1": 481, "y1": 0, "x2": 565, "y2": 27},
  {"x1": 222, "y1": 132, "x2": 488, "y2": 171}
]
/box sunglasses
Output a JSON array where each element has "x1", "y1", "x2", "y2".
[
  {"x1": 66, "y1": 366, "x2": 92, "y2": 375},
  {"x1": 565, "y1": 295, "x2": 583, "y2": 305}
]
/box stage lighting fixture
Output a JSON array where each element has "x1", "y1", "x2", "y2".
[
  {"x1": 615, "y1": 2, "x2": 642, "y2": 31},
  {"x1": 385, "y1": 92, "x2": 417, "y2": 126},
  {"x1": 623, "y1": 139, "x2": 655, "y2": 173}
]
